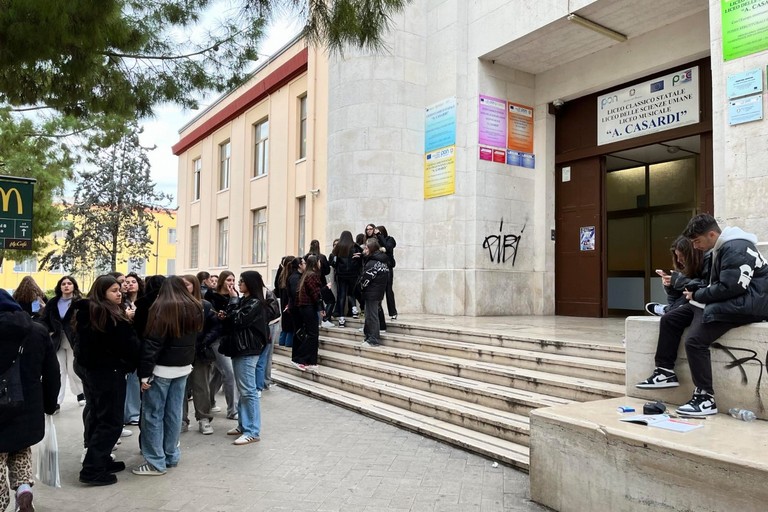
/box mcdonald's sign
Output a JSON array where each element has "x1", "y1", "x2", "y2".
[
  {"x1": 0, "y1": 187, "x2": 23, "y2": 215},
  {"x1": 0, "y1": 177, "x2": 35, "y2": 250}
]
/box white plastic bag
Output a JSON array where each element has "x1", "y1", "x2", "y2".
[{"x1": 35, "y1": 415, "x2": 61, "y2": 488}]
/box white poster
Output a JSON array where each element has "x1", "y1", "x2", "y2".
[{"x1": 597, "y1": 67, "x2": 700, "y2": 146}]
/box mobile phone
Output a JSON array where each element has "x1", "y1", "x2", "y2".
[{"x1": 655, "y1": 269, "x2": 668, "y2": 277}]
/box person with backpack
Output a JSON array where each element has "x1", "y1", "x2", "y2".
[{"x1": 0, "y1": 289, "x2": 59, "y2": 512}]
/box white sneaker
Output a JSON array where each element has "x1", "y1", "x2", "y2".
[
  {"x1": 321, "y1": 320, "x2": 334, "y2": 328},
  {"x1": 198, "y1": 419, "x2": 214, "y2": 435},
  {"x1": 210, "y1": 405, "x2": 222, "y2": 413},
  {"x1": 120, "y1": 428, "x2": 133, "y2": 438}
]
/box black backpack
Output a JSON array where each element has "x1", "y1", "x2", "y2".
[{"x1": 0, "y1": 336, "x2": 27, "y2": 414}]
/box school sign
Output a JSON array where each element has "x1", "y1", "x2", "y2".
[{"x1": 0, "y1": 177, "x2": 35, "y2": 250}]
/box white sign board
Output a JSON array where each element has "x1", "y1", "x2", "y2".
[{"x1": 597, "y1": 67, "x2": 700, "y2": 146}]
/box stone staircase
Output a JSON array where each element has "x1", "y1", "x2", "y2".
[{"x1": 271, "y1": 319, "x2": 625, "y2": 471}]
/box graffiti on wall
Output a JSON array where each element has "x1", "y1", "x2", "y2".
[{"x1": 482, "y1": 218, "x2": 525, "y2": 265}]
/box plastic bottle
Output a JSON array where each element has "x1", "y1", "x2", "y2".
[{"x1": 729, "y1": 408, "x2": 757, "y2": 422}]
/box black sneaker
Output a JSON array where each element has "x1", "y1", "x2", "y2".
[
  {"x1": 636, "y1": 367, "x2": 680, "y2": 389},
  {"x1": 79, "y1": 472, "x2": 118, "y2": 486},
  {"x1": 644, "y1": 302, "x2": 666, "y2": 316},
  {"x1": 676, "y1": 388, "x2": 718, "y2": 416}
]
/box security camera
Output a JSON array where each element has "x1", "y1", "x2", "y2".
[{"x1": 552, "y1": 98, "x2": 565, "y2": 108}]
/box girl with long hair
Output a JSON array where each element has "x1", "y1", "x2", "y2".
[
  {"x1": 645, "y1": 236, "x2": 708, "y2": 316},
  {"x1": 292, "y1": 255, "x2": 324, "y2": 370},
  {"x1": 74, "y1": 275, "x2": 139, "y2": 486},
  {"x1": 276, "y1": 256, "x2": 299, "y2": 347},
  {"x1": 219, "y1": 271, "x2": 279, "y2": 445},
  {"x1": 375, "y1": 225, "x2": 398, "y2": 319},
  {"x1": 133, "y1": 276, "x2": 203, "y2": 475},
  {"x1": 12, "y1": 276, "x2": 47, "y2": 318},
  {"x1": 39, "y1": 275, "x2": 85, "y2": 408},
  {"x1": 330, "y1": 231, "x2": 362, "y2": 327},
  {"x1": 207, "y1": 270, "x2": 238, "y2": 418},
  {"x1": 181, "y1": 275, "x2": 220, "y2": 435}
]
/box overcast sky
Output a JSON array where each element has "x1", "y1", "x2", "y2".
[{"x1": 137, "y1": 16, "x2": 303, "y2": 204}]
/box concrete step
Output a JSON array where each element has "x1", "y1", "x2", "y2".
[
  {"x1": 275, "y1": 346, "x2": 572, "y2": 415},
  {"x1": 329, "y1": 319, "x2": 626, "y2": 362},
  {"x1": 272, "y1": 368, "x2": 530, "y2": 470},
  {"x1": 271, "y1": 352, "x2": 530, "y2": 445},
  {"x1": 322, "y1": 328, "x2": 626, "y2": 385},
  {"x1": 530, "y1": 397, "x2": 768, "y2": 512},
  {"x1": 318, "y1": 337, "x2": 623, "y2": 402}
]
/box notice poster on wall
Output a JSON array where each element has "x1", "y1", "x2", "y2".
[
  {"x1": 722, "y1": 0, "x2": 768, "y2": 61},
  {"x1": 597, "y1": 66, "x2": 700, "y2": 146},
  {"x1": 424, "y1": 146, "x2": 456, "y2": 199},
  {"x1": 507, "y1": 102, "x2": 534, "y2": 154},
  {"x1": 478, "y1": 95, "x2": 508, "y2": 148},
  {"x1": 580, "y1": 226, "x2": 596, "y2": 251},
  {"x1": 425, "y1": 98, "x2": 457, "y2": 153}
]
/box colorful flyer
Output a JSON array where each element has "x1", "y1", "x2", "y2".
[
  {"x1": 507, "y1": 102, "x2": 534, "y2": 154},
  {"x1": 478, "y1": 95, "x2": 507, "y2": 148},
  {"x1": 580, "y1": 226, "x2": 596, "y2": 251},
  {"x1": 424, "y1": 146, "x2": 456, "y2": 199},
  {"x1": 479, "y1": 146, "x2": 493, "y2": 161},
  {"x1": 425, "y1": 98, "x2": 457, "y2": 153}
]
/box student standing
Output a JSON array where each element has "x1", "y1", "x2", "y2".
[
  {"x1": 75, "y1": 276, "x2": 139, "y2": 486},
  {"x1": 39, "y1": 275, "x2": 85, "y2": 408},
  {"x1": 133, "y1": 277, "x2": 203, "y2": 475}
]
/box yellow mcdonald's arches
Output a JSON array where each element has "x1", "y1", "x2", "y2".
[{"x1": 0, "y1": 187, "x2": 23, "y2": 215}]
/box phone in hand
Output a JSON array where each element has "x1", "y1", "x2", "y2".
[{"x1": 655, "y1": 269, "x2": 669, "y2": 277}]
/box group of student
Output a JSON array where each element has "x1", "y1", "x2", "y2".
[
  {"x1": 273, "y1": 224, "x2": 398, "y2": 371},
  {"x1": 638, "y1": 213, "x2": 768, "y2": 416},
  {"x1": 2, "y1": 267, "x2": 279, "y2": 492}
]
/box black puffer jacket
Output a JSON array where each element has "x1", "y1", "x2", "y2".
[
  {"x1": 691, "y1": 227, "x2": 768, "y2": 323},
  {"x1": 0, "y1": 304, "x2": 60, "y2": 452},
  {"x1": 73, "y1": 299, "x2": 140, "y2": 373},
  {"x1": 37, "y1": 295, "x2": 79, "y2": 351},
  {"x1": 361, "y1": 252, "x2": 390, "y2": 302},
  {"x1": 331, "y1": 246, "x2": 363, "y2": 282},
  {"x1": 376, "y1": 233, "x2": 397, "y2": 268}
]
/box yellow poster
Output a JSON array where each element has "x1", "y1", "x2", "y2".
[{"x1": 424, "y1": 145, "x2": 455, "y2": 199}]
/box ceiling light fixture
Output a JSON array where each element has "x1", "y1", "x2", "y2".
[{"x1": 567, "y1": 14, "x2": 627, "y2": 43}]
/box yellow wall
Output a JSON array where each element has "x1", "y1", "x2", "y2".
[{"x1": 0, "y1": 209, "x2": 177, "y2": 295}]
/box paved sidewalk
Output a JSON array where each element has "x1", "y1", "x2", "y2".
[{"x1": 27, "y1": 386, "x2": 550, "y2": 512}]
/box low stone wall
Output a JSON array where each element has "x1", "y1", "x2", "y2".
[{"x1": 625, "y1": 316, "x2": 768, "y2": 419}]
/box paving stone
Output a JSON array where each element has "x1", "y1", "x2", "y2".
[{"x1": 29, "y1": 385, "x2": 550, "y2": 511}]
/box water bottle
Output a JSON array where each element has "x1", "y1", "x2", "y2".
[{"x1": 729, "y1": 408, "x2": 757, "y2": 422}]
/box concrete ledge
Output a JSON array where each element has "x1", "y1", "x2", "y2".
[
  {"x1": 625, "y1": 316, "x2": 768, "y2": 418},
  {"x1": 530, "y1": 397, "x2": 768, "y2": 512}
]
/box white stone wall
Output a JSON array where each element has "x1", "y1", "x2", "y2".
[
  {"x1": 709, "y1": 0, "x2": 768, "y2": 240},
  {"x1": 327, "y1": 0, "x2": 723, "y2": 316}
]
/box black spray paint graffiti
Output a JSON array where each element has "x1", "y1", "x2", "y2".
[{"x1": 482, "y1": 219, "x2": 525, "y2": 265}]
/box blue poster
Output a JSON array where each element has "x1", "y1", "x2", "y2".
[{"x1": 425, "y1": 98, "x2": 457, "y2": 153}]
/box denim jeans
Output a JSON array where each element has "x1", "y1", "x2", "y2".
[
  {"x1": 123, "y1": 371, "x2": 141, "y2": 424},
  {"x1": 141, "y1": 374, "x2": 188, "y2": 471},
  {"x1": 279, "y1": 330, "x2": 294, "y2": 347},
  {"x1": 210, "y1": 340, "x2": 238, "y2": 417},
  {"x1": 255, "y1": 344, "x2": 270, "y2": 391},
  {"x1": 232, "y1": 355, "x2": 261, "y2": 438}
]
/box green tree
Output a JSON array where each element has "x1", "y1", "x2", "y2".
[
  {"x1": 0, "y1": 109, "x2": 75, "y2": 267},
  {"x1": 0, "y1": 0, "x2": 411, "y2": 118},
  {"x1": 47, "y1": 123, "x2": 172, "y2": 273}
]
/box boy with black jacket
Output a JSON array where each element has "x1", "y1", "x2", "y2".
[
  {"x1": 360, "y1": 239, "x2": 390, "y2": 347},
  {"x1": 637, "y1": 214, "x2": 768, "y2": 416}
]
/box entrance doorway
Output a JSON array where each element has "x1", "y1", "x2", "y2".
[{"x1": 605, "y1": 136, "x2": 699, "y2": 315}]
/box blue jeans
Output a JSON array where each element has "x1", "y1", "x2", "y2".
[
  {"x1": 124, "y1": 371, "x2": 141, "y2": 424},
  {"x1": 140, "y1": 374, "x2": 188, "y2": 471},
  {"x1": 256, "y1": 343, "x2": 270, "y2": 391},
  {"x1": 279, "y1": 330, "x2": 294, "y2": 347},
  {"x1": 232, "y1": 355, "x2": 261, "y2": 438}
]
